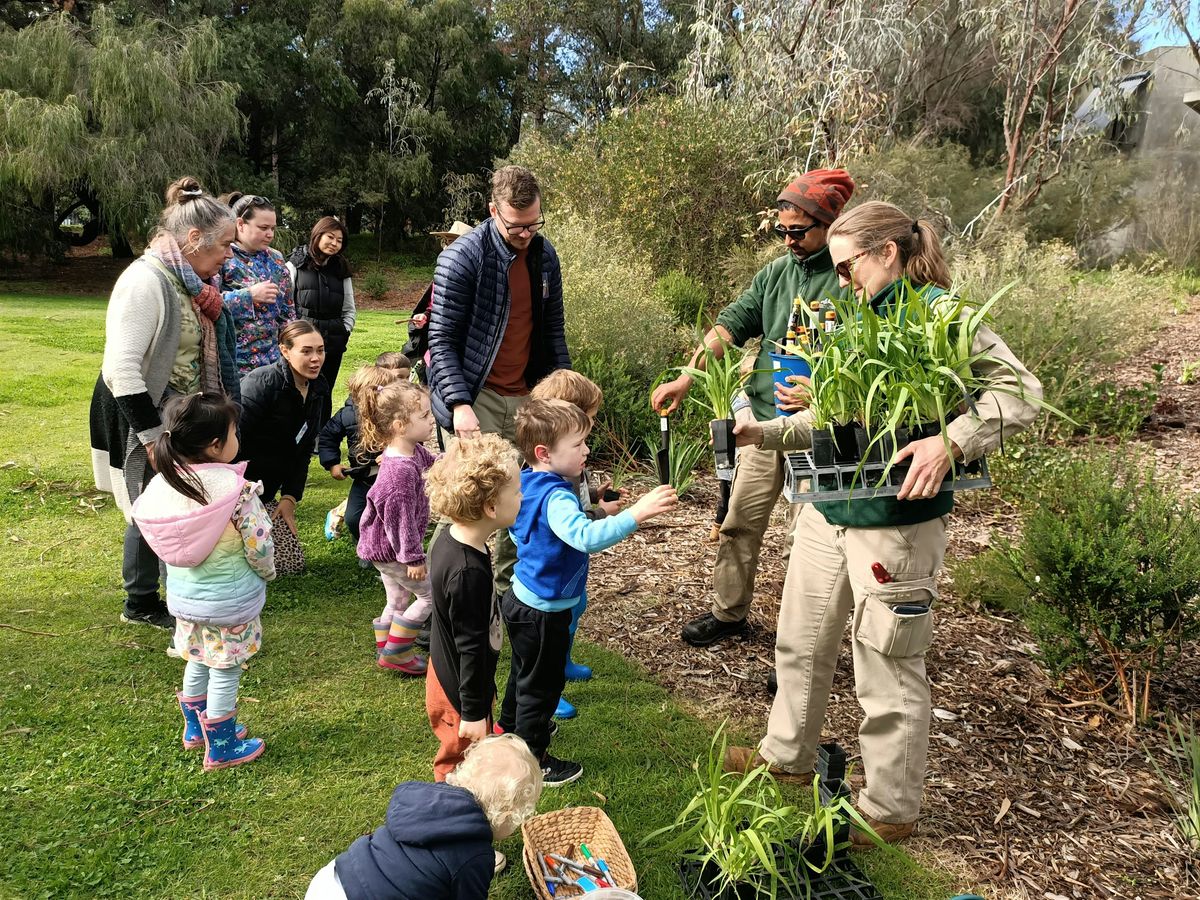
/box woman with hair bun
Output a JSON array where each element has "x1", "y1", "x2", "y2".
[
  {"x1": 219, "y1": 192, "x2": 295, "y2": 375},
  {"x1": 89, "y1": 176, "x2": 240, "y2": 631},
  {"x1": 286, "y1": 215, "x2": 356, "y2": 393}
]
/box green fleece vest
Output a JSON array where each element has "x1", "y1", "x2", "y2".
[
  {"x1": 715, "y1": 246, "x2": 844, "y2": 423},
  {"x1": 814, "y1": 280, "x2": 955, "y2": 529}
]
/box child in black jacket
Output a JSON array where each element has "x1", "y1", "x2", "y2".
[{"x1": 318, "y1": 354, "x2": 410, "y2": 543}]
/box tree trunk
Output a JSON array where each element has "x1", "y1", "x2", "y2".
[{"x1": 109, "y1": 226, "x2": 135, "y2": 259}]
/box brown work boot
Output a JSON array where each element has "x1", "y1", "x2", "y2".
[
  {"x1": 850, "y1": 811, "x2": 916, "y2": 847},
  {"x1": 722, "y1": 746, "x2": 810, "y2": 784}
]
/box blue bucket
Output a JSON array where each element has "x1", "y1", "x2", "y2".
[{"x1": 768, "y1": 351, "x2": 811, "y2": 417}]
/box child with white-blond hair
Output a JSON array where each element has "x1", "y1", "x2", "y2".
[
  {"x1": 356, "y1": 380, "x2": 438, "y2": 674},
  {"x1": 305, "y1": 734, "x2": 543, "y2": 898}
]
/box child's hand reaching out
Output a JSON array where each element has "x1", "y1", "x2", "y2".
[
  {"x1": 458, "y1": 718, "x2": 488, "y2": 742},
  {"x1": 596, "y1": 480, "x2": 628, "y2": 516},
  {"x1": 407, "y1": 563, "x2": 427, "y2": 581},
  {"x1": 629, "y1": 484, "x2": 678, "y2": 524}
]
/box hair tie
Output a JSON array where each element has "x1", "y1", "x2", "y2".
[
  {"x1": 912, "y1": 220, "x2": 920, "y2": 234},
  {"x1": 161, "y1": 430, "x2": 172, "y2": 437},
  {"x1": 182, "y1": 188, "x2": 202, "y2": 197}
]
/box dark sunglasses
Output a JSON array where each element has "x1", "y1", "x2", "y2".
[
  {"x1": 834, "y1": 248, "x2": 872, "y2": 281},
  {"x1": 773, "y1": 222, "x2": 821, "y2": 242},
  {"x1": 234, "y1": 194, "x2": 273, "y2": 216}
]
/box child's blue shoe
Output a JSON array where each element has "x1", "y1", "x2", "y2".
[
  {"x1": 177, "y1": 692, "x2": 245, "y2": 750},
  {"x1": 554, "y1": 696, "x2": 578, "y2": 719},
  {"x1": 201, "y1": 708, "x2": 265, "y2": 770},
  {"x1": 564, "y1": 658, "x2": 593, "y2": 681}
]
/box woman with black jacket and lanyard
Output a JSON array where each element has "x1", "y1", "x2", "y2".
[
  {"x1": 286, "y1": 216, "x2": 355, "y2": 402},
  {"x1": 238, "y1": 319, "x2": 330, "y2": 545}
]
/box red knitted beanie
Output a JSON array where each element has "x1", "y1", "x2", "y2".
[{"x1": 777, "y1": 169, "x2": 856, "y2": 225}]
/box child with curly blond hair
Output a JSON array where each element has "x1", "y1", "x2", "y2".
[
  {"x1": 423, "y1": 434, "x2": 522, "y2": 780},
  {"x1": 305, "y1": 733, "x2": 543, "y2": 898},
  {"x1": 357, "y1": 380, "x2": 438, "y2": 674}
]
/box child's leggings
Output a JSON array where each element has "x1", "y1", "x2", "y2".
[
  {"x1": 374, "y1": 561, "x2": 434, "y2": 627},
  {"x1": 183, "y1": 660, "x2": 242, "y2": 719}
]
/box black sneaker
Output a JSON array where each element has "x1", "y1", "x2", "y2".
[
  {"x1": 681, "y1": 612, "x2": 748, "y2": 647},
  {"x1": 120, "y1": 608, "x2": 175, "y2": 631},
  {"x1": 415, "y1": 627, "x2": 431, "y2": 650},
  {"x1": 540, "y1": 753, "x2": 583, "y2": 787},
  {"x1": 766, "y1": 668, "x2": 778, "y2": 695}
]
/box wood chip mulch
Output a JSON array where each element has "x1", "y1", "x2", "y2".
[{"x1": 580, "y1": 296, "x2": 1200, "y2": 899}]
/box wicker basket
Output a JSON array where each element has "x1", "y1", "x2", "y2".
[{"x1": 521, "y1": 806, "x2": 638, "y2": 899}]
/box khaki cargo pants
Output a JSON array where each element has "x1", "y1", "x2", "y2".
[
  {"x1": 758, "y1": 504, "x2": 946, "y2": 824},
  {"x1": 711, "y1": 442, "x2": 801, "y2": 623},
  {"x1": 436, "y1": 387, "x2": 526, "y2": 597}
]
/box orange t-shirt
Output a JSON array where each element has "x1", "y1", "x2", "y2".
[{"x1": 485, "y1": 248, "x2": 533, "y2": 396}]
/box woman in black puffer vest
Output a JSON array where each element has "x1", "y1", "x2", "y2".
[{"x1": 287, "y1": 216, "x2": 356, "y2": 399}]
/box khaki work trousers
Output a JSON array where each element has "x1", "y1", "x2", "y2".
[
  {"x1": 436, "y1": 387, "x2": 526, "y2": 597},
  {"x1": 711, "y1": 442, "x2": 801, "y2": 623},
  {"x1": 759, "y1": 504, "x2": 947, "y2": 824}
]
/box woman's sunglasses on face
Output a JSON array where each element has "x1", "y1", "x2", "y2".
[{"x1": 834, "y1": 248, "x2": 872, "y2": 281}]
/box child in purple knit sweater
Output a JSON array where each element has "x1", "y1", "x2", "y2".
[{"x1": 357, "y1": 381, "x2": 438, "y2": 675}]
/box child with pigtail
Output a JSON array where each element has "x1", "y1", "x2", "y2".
[
  {"x1": 356, "y1": 381, "x2": 439, "y2": 674},
  {"x1": 131, "y1": 393, "x2": 275, "y2": 770}
]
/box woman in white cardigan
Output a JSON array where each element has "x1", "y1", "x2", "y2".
[{"x1": 88, "y1": 176, "x2": 240, "y2": 630}]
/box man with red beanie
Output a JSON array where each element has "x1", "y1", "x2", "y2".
[{"x1": 651, "y1": 169, "x2": 854, "y2": 668}]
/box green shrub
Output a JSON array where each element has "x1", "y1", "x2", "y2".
[
  {"x1": 549, "y1": 212, "x2": 688, "y2": 463},
  {"x1": 953, "y1": 234, "x2": 1179, "y2": 438},
  {"x1": 849, "y1": 141, "x2": 1000, "y2": 234},
  {"x1": 515, "y1": 97, "x2": 774, "y2": 289},
  {"x1": 656, "y1": 271, "x2": 711, "y2": 326},
  {"x1": 359, "y1": 270, "x2": 391, "y2": 303},
  {"x1": 990, "y1": 449, "x2": 1200, "y2": 722}
]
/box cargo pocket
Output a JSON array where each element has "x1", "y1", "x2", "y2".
[{"x1": 856, "y1": 577, "x2": 937, "y2": 658}]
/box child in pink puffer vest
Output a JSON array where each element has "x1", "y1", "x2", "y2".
[{"x1": 132, "y1": 393, "x2": 275, "y2": 771}]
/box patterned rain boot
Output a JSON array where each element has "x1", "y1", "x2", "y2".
[
  {"x1": 378, "y1": 616, "x2": 427, "y2": 675},
  {"x1": 200, "y1": 708, "x2": 265, "y2": 770},
  {"x1": 372, "y1": 617, "x2": 392, "y2": 653},
  {"x1": 178, "y1": 692, "x2": 245, "y2": 750}
]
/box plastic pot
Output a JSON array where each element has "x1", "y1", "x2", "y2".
[{"x1": 711, "y1": 418, "x2": 737, "y2": 470}]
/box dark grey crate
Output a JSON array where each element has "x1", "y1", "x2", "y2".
[{"x1": 783, "y1": 451, "x2": 991, "y2": 504}]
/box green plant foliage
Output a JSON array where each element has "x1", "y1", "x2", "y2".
[
  {"x1": 1180, "y1": 360, "x2": 1200, "y2": 386},
  {"x1": 998, "y1": 449, "x2": 1200, "y2": 722},
  {"x1": 359, "y1": 271, "x2": 391, "y2": 303},
  {"x1": 1065, "y1": 369, "x2": 1162, "y2": 439},
  {"x1": 645, "y1": 725, "x2": 883, "y2": 900},
  {"x1": 1161, "y1": 717, "x2": 1200, "y2": 849},
  {"x1": 954, "y1": 234, "x2": 1180, "y2": 438},
  {"x1": 514, "y1": 96, "x2": 774, "y2": 289},
  {"x1": 680, "y1": 337, "x2": 746, "y2": 422},
  {"x1": 656, "y1": 271, "x2": 712, "y2": 326},
  {"x1": 0, "y1": 9, "x2": 241, "y2": 252}
]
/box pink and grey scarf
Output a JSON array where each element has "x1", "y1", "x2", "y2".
[{"x1": 148, "y1": 233, "x2": 224, "y2": 395}]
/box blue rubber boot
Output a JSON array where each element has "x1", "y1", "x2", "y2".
[
  {"x1": 177, "y1": 692, "x2": 245, "y2": 751},
  {"x1": 201, "y1": 708, "x2": 265, "y2": 770},
  {"x1": 554, "y1": 696, "x2": 578, "y2": 719},
  {"x1": 563, "y1": 595, "x2": 592, "y2": 682}
]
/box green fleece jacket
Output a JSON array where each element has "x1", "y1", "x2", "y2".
[{"x1": 715, "y1": 246, "x2": 844, "y2": 422}]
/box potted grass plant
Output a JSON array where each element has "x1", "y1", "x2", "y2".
[
  {"x1": 646, "y1": 727, "x2": 884, "y2": 900},
  {"x1": 795, "y1": 280, "x2": 1066, "y2": 488},
  {"x1": 679, "y1": 338, "x2": 746, "y2": 472}
]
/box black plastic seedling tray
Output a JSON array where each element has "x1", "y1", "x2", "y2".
[{"x1": 678, "y1": 855, "x2": 883, "y2": 900}]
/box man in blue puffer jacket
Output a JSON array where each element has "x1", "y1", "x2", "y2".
[{"x1": 428, "y1": 165, "x2": 571, "y2": 597}]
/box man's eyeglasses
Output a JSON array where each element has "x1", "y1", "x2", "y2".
[
  {"x1": 495, "y1": 208, "x2": 545, "y2": 237},
  {"x1": 773, "y1": 222, "x2": 821, "y2": 242},
  {"x1": 834, "y1": 248, "x2": 872, "y2": 281}
]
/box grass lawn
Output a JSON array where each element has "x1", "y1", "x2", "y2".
[{"x1": 0, "y1": 293, "x2": 962, "y2": 899}]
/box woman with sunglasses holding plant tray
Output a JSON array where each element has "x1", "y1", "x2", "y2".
[
  {"x1": 651, "y1": 170, "x2": 854, "y2": 658},
  {"x1": 725, "y1": 200, "x2": 1044, "y2": 848},
  {"x1": 220, "y1": 193, "x2": 296, "y2": 375}
]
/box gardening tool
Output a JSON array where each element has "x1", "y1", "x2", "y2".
[{"x1": 655, "y1": 411, "x2": 671, "y2": 486}]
